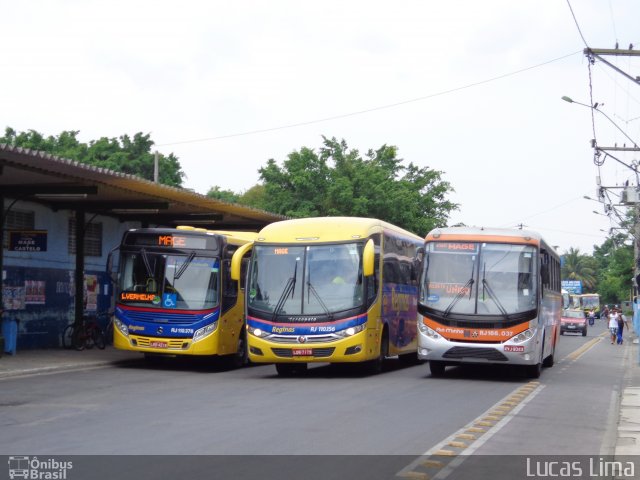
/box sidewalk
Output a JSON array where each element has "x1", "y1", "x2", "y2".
[
  {"x1": 616, "y1": 334, "x2": 640, "y2": 457},
  {"x1": 0, "y1": 345, "x2": 140, "y2": 379}
]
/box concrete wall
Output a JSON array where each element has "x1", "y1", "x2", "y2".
[{"x1": 2, "y1": 199, "x2": 138, "y2": 348}]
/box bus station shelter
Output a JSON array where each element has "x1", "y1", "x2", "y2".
[{"x1": 0, "y1": 144, "x2": 285, "y2": 350}]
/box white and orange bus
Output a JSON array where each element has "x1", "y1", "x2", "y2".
[{"x1": 417, "y1": 227, "x2": 561, "y2": 378}]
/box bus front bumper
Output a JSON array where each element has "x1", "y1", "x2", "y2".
[
  {"x1": 247, "y1": 329, "x2": 377, "y2": 364},
  {"x1": 113, "y1": 327, "x2": 223, "y2": 356},
  {"x1": 417, "y1": 330, "x2": 539, "y2": 366}
]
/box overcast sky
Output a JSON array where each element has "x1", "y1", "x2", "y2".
[{"x1": 2, "y1": 0, "x2": 640, "y2": 255}]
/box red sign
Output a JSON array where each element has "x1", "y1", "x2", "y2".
[
  {"x1": 504, "y1": 345, "x2": 525, "y2": 352},
  {"x1": 292, "y1": 348, "x2": 313, "y2": 356}
]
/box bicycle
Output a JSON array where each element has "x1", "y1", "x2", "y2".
[{"x1": 66, "y1": 315, "x2": 106, "y2": 351}]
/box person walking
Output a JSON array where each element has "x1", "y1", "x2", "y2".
[
  {"x1": 616, "y1": 310, "x2": 630, "y2": 345},
  {"x1": 608, "y1": 309, "x2": 619, "y2": 344}
]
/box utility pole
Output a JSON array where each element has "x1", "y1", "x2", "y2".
[{"x1": 585, "y1": 46, "x2": 640, "y2": 347}]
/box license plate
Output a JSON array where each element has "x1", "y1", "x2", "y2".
[
  {"x1": 504, "y1": 345, "x2": 525, "y2": 352},
  {"x1": 150, "y1": 341, "x2": 168, "y2": 348},
  {"x1": 292, "y1": 348, "x2": 313, "y2": 356},
  {"x1": 568, "y1": 325, "x2": 576, "y2": 329}
]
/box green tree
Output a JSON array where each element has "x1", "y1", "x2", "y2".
[
  {"x1": 206, "y1": 186, "x2": 241, "y2": 203},
  {"x1": 561, "y1": 247, "x2": 598, "y2": 292},
  {"x1": 1, "y1": 127, "x2": 185, "y2": 187},
  {"x1": 593, "y1": 235, "x2": 634, "y2": 305},
  {"x1": 257, "y1": 136, "x2": 457, "y2": 236}
]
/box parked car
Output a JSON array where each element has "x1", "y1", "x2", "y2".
[{"x1": 560, "y1": 309, "x2": 588, "y2": 336}]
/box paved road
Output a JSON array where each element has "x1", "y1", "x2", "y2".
[{"x1": 0, "y1": 322, "x2": 637, "y2": 479}]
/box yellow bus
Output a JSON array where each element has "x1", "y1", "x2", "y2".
[
  {"x1": 417, "y1": 227, "x2": 561, "y2": 378},
  {"x1": 233, "y1": 217, "x2": 423, "y2": 376},
  {"x1": 112, "y1": 226, "x2": 256, "y2": 366}
]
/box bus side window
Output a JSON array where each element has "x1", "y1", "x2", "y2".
[
  {"x1": 222, "y1": 259, "x2": 237, "y2": 313},
  {"x1": 240, "y1": 250, "x2": 252, "y2": 290}
]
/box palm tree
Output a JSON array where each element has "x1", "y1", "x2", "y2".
[{"x1": 561, "y1": 247, "x2": 597, "y2": 291}]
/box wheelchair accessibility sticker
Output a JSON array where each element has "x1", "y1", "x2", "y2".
[{"x1": 162, "y1": 293, "x2": 177, "y2": 308}]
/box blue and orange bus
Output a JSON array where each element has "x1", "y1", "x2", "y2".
[
  {"x1": 235, "y1": 217, "x2": 423, "y2": 376},
  {"x1": 112, "y1": 226, "x2": 256, "y2": 366},
  {"x1": 417, "y1": 227, "x2": 561, "y2": 378}
]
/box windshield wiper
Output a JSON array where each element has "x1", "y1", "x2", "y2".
[
  {"x1": 443, "y1": 277, "x2": 474, "y2": 318},
  {"x1": 443, "y1": 259, "x2": 475, "y2": 319},
  {"x1": 175, "y1": 251, "x2": 196, "y2": 280},
  {"x1": 306, "y1": 279, "x2": 333, "y2": 319},
  {"x1": 482, "y1": 264, "x2": 509, "y2": 319},
  {"x1": 272, "y1": 261, "x2": 298, "y2": 321},
  {"x1": 140, "y1": 248, "x2": 154, "y2": 277},
  {"x1": 423, "y1": 253, "x2": 431, "y2": 301}
]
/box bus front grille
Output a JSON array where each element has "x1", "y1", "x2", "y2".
[{"x1": 442, "y1": 346, "x2": 508, "y2": 362}]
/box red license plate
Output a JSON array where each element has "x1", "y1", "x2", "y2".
[
  {"x1": 292, "y1": 348, "x2": 313, "y2": 356},
  {"x1": 504, "y1": 345, "x2": 524, "y2": 352},
  {"x1": 150, "y1": 341, "x2": 168, "y2": 349}
]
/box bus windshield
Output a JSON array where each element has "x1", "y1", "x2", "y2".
[
  {"x1": 118, "y1": 251, "x2": 220, "y2": 310},
  {"x1": 581, "y1": 295, "x2": 599, "y2": 309},
  {"x1": 247, "y1": 243, "x2": 364, "y2": 318},
  {"x1": 420, "y1": 242, "x2": 537, "y2": 316}
]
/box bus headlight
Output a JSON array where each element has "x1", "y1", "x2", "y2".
[
  {"x1": 512, "y1": 328, "x2": 535, "y2": 344},
  {"x1": 336, "y1": 324, "x2": 366, "y2": 337},
  {"x1": 114, "y1": 318, "x2": 129, "y2": 337},
  {"x1": 248, "y1": 326, "x2": 268, "y2": 338},
  {"x1": 418, "y1": 321, "x2": 441, "y2": 340},
  {"x1": 193, "y1": 322, "x2": 218, "y2": 342}
]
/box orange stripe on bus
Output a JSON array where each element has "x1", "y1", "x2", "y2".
[
  {"x1": 424, "y1": 234, "x2": 539, "y2": 246},
  {"x1": 423, "y1": 317, "x2": 530, "y2": 341}
]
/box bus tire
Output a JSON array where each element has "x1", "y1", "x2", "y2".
[
  {"x1": 543, "y1": 353, "x2": 554, "y2": 368},
  {"x1": 526, "y1": 362, "x2": 542, "y2": 378},
  {"x1": 275, "y1": 363, "x2": 307, "y2": 377},
  {"x1": 367, "y1": 330, "x2": 389, "y2": 375},
  {"x1": 429, "y1": 361, "x2": 446, "y2": 377},
  {"x1": 399, "y1": 352, "x2": 420, "y2": 366},
  {"x1": 526, "y1": 349, "x2": 543, "y2": 378},
  {"x1": 228, "y1": 329, "x2": 248, "y2": 369}
]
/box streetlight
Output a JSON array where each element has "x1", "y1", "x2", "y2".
[{"x1": 562, "y1": 96, "x2": 639, "y2": 147}]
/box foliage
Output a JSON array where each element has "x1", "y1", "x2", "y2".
[
  {"x1": 592, "y1": 236, "x2": 634, "y2": 305},
  {"x1": 561, "y1": 247, "x2": 598, "y2": 292},
  {"x1": 206, "y1": 186, "x2": 241, "y2": 203},
  {"x1": 255, "y1": 136, "x2": 457, "y2": 236},
  {"x1": 1, "y1": 127, "x2": 185, "y2": 187}
]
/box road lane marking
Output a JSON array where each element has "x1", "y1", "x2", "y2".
[
  {"x1": 396, "y1": 381, "x2": 544, "y2": 480},
  {"x1": 565, "y1": 336, "x2": 602, "y2": 361}
]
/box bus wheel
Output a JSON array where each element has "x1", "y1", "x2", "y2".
[
  {"x1": 368, "y1": 331, "x2": 389, "y2": 374},
  {"x1": 429, "y1": 361, "x2": 446, "y2": 377},
  {"x1": 228, "y1": 330, "x2": 248, "y2": 369},
  {"x1": 275, "y1": 363, "x2": 307, "y2": 377},
  {"x1": 399, "y1": 352, "x2": 420, "y2": 366},
  {"x1": 542, "y1": 353, "x2": 554, "y2": 368}
]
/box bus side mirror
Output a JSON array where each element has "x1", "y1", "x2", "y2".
[
  {"x1": 412, "y1": 247, "x2": 425, "y2": 280},
  {"x1": 106, "y1": 246, "x2": 120, "y2": 285},
  {"x1": 363, "y1": 239, "x2": 375, "y2": 277},
  {"x1": 231, "y1": 242, "x2": 253, "y2": 281}
]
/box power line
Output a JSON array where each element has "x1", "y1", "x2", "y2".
[
  {"x1": 157, "y1": 50, "x2": 581, "y2": 147},
  {"x1": 566, "y1": 0, "x2": 590, "y2": 48}
]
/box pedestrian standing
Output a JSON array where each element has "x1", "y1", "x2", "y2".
[{"x1": 608, "y1": 309, "x2": 619, "y2": 344}]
